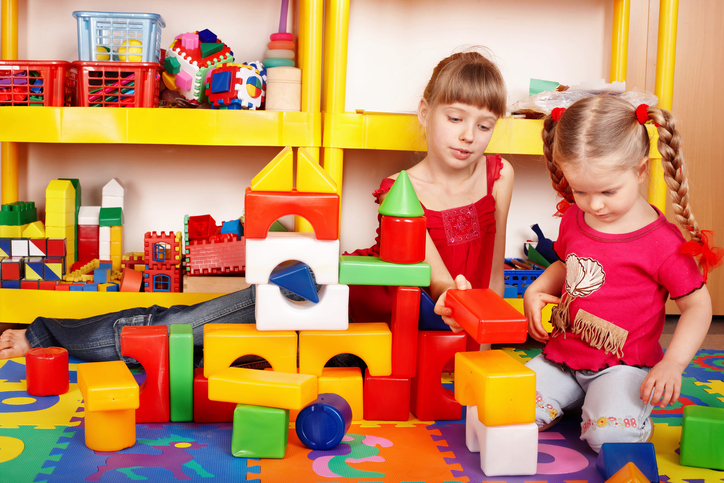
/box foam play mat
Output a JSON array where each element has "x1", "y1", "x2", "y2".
[{"x1": 1, "y1": 348, "x2": 723, "y2": 482}]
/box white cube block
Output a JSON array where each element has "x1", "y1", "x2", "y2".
[
  {"x1": 99, "y1": 226, "x2": 111, "y2": 243},
  {"x1": 255, "y1": 283, "x2": 349, "y2": 331},
  {"x1": 10, "y1": 239, "x2": 29, "y2": 257},
  {"x1": 466, "y1": 405, "x2": 538, "y2": 476},
  {"x1": 245, "y1": 232, "x2": 339, "y2": 285},
  {"x1": 78, "y1": 206, "x2": 101, "y2": 225}
]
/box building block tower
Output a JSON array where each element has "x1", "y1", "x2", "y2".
[{"x1": 143, "y1": 231, "x2": 183, "y2": 292}]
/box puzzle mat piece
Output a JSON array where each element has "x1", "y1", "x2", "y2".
[
  {"x1": 651, "y1": 376, "x2": 724, "y2": 426},
  {"x1": 498, "y1": 346, "x2": 538, "y2": 365},
  {"x1": 685, "y1": 349, "x2": 724, "y2": 380},
  {"x1": 1, "y1": 357, "x2": 80, "y2": 383},
  {"x1": 44, "y1": 422, "x2": 261, "y2": 482},
  {"x1": 694, "y1": 380, "x2": 724, "y2": 403},
  {"x1": 258, "y1": 423, "x2": 463, "y2": 482},
  {"x1": 0, "y1": 425, "x2": 70, "y2": 481},
  {"x1": 651, "y1": 423, "x2": 724, "y2": 483},
  {"x1": 0, "y1": 382, "x2": 83, "y2": 429}
]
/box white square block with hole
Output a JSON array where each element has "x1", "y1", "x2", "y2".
[
  {"x1": 245, "y1": 232, "x2": 339, "y2": 285},
  {"x1": 255, "y1": 283, "x2": 349, "y2": 331},
  {"x1": 465, "y1": 405, "x2": 538, "y2": 476}
]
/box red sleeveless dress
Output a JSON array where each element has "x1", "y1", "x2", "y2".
[{"x1": 347, "y1": 154, "x2": 503, "y2": 322}]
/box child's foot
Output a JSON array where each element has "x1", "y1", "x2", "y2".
[{"x1": 0, "y1": 329, "x2": 32, "y2": 359}]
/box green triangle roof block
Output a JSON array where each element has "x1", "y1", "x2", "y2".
[{"x1": 378, "y1": 170, "x2": 424, "y2": 217}]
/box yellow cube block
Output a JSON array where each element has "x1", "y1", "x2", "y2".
[
  {"x1": 45, "y1": 211, "x2": 75, "y2": 227},
  {"x1": 0, "y1": 224, "x2": 25, "y2": 237},
  {"x1": 203, "y1": 324, "x2": 297, "y2": 378},
  {"x1": 208, "y1": 366, "x2": 317, "y2": 410},
  {"x1": 455, "y1": 350, "x2": 536, "y2": 426},
  {"x1": 318, "y1": 367, "x2": 364, "y2": 421},
  {"x1": 45, "y1": 225, "x2": 73, "y2": 239},
  {"x1": 45, "y1": 197, "x2": 75, "y2": 213},
  {"x1": 299, "y1": 323, "x2": 391, "y2": 377}
]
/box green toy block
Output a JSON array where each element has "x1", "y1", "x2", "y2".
[
  {"x1": 339, "y1": 255, "x2": 431, "y2": 287},
  {"x1": 0, "y1": 202, "x2": 37, "y2": 226},
  {"x1": 169, "y1": 324, "x2": 194, "y2": 422},
  {"x1": 99, "y1": 207, "x2": 124, "y2": 227},
  {"x1": 269, "y1": 220, "x2": 288, "y2": 232},
  {"x1": 200, "y1": 42, "x2": 223, "y2": 59},
  {"x1": 232, "y1": 404, "x2": 289, "y2": 458},
  {"x1": 164, "y1": 56, "x2": 181, "y2": 75},
  {"x1": 680, "y1": 405, "x2": 724, "y2": 470},
  {"x1": 378, "y1": 170, "x2": 424, "y2": 218}
]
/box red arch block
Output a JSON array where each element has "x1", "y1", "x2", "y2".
[
  {"x1": 244, "y1": 187, "x2": 339, "y2": 240},
  {"x1": 121, "y1": 325, "x2": 170, "y2": 423}
]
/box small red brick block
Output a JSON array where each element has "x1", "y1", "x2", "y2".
[
  {"x1": 120, "y1": 326, "x2": 170, "y2": 423},
  {"x1": 445, "y1": 289, "x2": 528, "y2": 344},
  {"x1": 39, "y1": 280, "x2": 59, "y2": 290},
  {"x1": 26, "y1": 347, "x2": 69, "y2": 396},
  {"x1": 185, "y1": 237, "x2": 245, "y2": 276},
  {"x1": 1, "y1": 257, "x2": 23, "y2": 280},
  {"x1": 379, "y1": 215, "x2": 426, "y2": 264},
  {"x1": 46, "y1": 239, "x2": 67, "y2": 257},
  {"x1": 410, "y1": 331, "x2": 466, "y2": 421},
  {"x1": 390, "y1": 286, "x2": 420, "y2": 378},
  {"x1": 193, "y1": 368, "x2": 237, "y2": 423},
  {"x1": 20, "y1": 279, "x2": 39, "y2": 289},
  {"x1": 243, "y1": 187, "x2": 339, "y2": 240},
  {"x1": 363, "y1": 369, "x2": 411, "y2": 421}
]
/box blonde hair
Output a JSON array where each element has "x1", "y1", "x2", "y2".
[
  {"x1": 543, "y1": 95, "x2": 702, "y2": 243},
  {"x1": 423, "y1": 50, "x2": 507, "y2": 119}
]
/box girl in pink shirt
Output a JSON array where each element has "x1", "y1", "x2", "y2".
[{"x1": 524, "y1": 95, "x2": 721, "y2": 452}]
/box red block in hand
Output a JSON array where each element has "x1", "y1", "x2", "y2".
[
  {"x1": 445, "y1": 288, "x2": 528, "y2": 344},
  {"x1": 379, "y1": 215, "x2": 426, "y2": 264},
  {"x1": 193, "y1": 368, "x2": 237, "y2": 423},
  {"x1": 26, "y1": 347, "x2": 69, "y2": 396},
  {"x1": 390, "y1": 286, "x2": 420, "y2": 377},
  {"x1": 121, "y1": 325, "x2": 170, "y2": 423},
  {"x1": 410, "y1": 331, "x2": 466, "y2": 421}
]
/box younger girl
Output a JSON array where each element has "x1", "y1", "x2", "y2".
[
  {"x1": 524, "y1": 95, "x2": 720, "y2": 453},
  {"x1": 0, "y1": 50, "x2": 513, "y2": 360}
]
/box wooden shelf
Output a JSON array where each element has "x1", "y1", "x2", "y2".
[{"x1": 0, "y1": 107, "x2": 321, "y2": 146}]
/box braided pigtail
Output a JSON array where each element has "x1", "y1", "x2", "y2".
[
  {"x1": 645, "y1": 105, "x2": 723, "y2": 280},
  {"x1": 543, "y1": 109, "x2": 574, "y2": 216}
]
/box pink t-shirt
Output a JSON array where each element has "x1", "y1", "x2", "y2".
[{"x1": 543, "y1": 205, "x2": 704, "y2": 371}]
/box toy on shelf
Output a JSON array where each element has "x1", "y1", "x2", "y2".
[
  {"x1": 205, "y1": 62, "x2": 267, "y2": 110},
  {"x1": 73, "y1": 11, "x2": 165, "y2": 63},
  {"x1": 184, "y1": 214, "x2": 245, "y2": 277},
  {"x1": 263, "y1": 0, "x2": 301, "y2": 111},
  {"x1": 144, "y1": 231, "x2": 183, "y2": 292},
  {"x1": 0, "y1": 61, "x2": 76, "y2": 107},
  {"x1": 164, "y1": 29, "x2": 234, "y2": 105}
]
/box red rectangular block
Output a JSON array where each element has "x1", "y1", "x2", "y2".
[
  {"x1": 445, "y1": 288, "x2": 528, "y2": 344},
  {"x1": 363, "y1": 368, "x2": 411, "y2": 421},
  {"x1": 390, "y1": 286, "x2": 420, "y2": 378},
  {"x1": 193, "y1": 368, "x2": 236, "y2": 423},
  {"x1": 21, "y1": 279, "x2": 39, "y2": 289}
]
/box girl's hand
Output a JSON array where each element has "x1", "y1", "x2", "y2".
[
  {"x1": 434, "y1": 274, "x2": 472, "y2": 333},
  {"x1": 524, "y1": 290, "x2": 560, "y2": 343},
  {"x1": 640, "y1": 360, "x2": 683, "y2": 409}
]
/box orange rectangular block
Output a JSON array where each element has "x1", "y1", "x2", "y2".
[{"x1": 445, "y1": 289, "x2": 527, "y2": 344}]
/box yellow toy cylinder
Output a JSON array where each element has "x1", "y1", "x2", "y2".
[{"x1": 84, "y1": 409, "x2": 137, "y2": 451}]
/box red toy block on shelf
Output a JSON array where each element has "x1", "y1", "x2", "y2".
[
  {"x1": 390, "y1": 286, "x2": 420, "y2": 378},
  {"x1": 185, "y1": 237, "x2": 245, "y2": 276},
  {"x1": 193, "y1": 368, "x2": 237, "y2": 423},
  {"x1": 243, "y1": 187, "x2": 339, "y2": 240},
  {"x1": 46, "y1": 239, "x2": 67, "y2": 258},
  {"x1": 363, "y1": 369, "x2": 411, "y2": 421},
  {"x1": 73, "y1": 61, "x2": 161, "y2": 108},
  {"x1": 25, "y1": 347, "x2": 69, "y2": 396},
  {"x1": 445, "y1": 289, "x2": 528, "y2": 344},
  {"x1": 144, "y1": 231, "x2": 182, "y2": 270},
  {"x1": 20, "y1": 280, "x2": 39, "y2": 289},
  {"x1": 379, "y1": 215, "x2": 426, "y2": 264},
  {"x1": 120, "y1": 325, "x2": 170, "y2": 423},
  {"x1": 187, "y1": 214, "x2": 219, "y2": 241},
  {"x1": 144, "y1": 266, "x2": 182, "y2": 293},
  {"x1": 410, "y1": 331, "x2": 466, "y2": 421},
  {"x1": 0, "y1": 60, "x2": 76, "y2": 107}
]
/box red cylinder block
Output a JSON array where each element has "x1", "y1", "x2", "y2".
[
  {"x1": 26, "y1": 347, "x2": 69, "y2": 396},
  {"x1": 379, "y1": 215, "x2": 426, "y2": 264}
]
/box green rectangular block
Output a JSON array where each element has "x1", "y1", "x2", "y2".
[
  {"x1": 232, "y1": 404, "x2": 289, "y2": 458},
  {"x1": 338, "y1": 255, "x2": 431, "y2": 287},
  {"x1": 99, "y1": 206, "x2": 124, "y2": 227},
  {"x1": 680, "y1": 405, "x2": 724, "y2": 470},
  {"x1": 169, "y1": 324, "x2": 194, "y2": 422}
]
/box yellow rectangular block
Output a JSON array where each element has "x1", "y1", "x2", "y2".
[
  {"x1": 203, "y1": 323, "x2": 297, "y2": 378},
  {"x1": 45, "y1": 197, "x2": 75, "y2": 213},
  {"x1": 111, "y1": 225, "x2": 123, "y2": 243},
  {"x1": 455, "y1": 350, "x2": 536, "y2": 426},
  {"x1": 77, "y1": 361, "x2": 139, "y2": 412},
  {"x1": 45, "y1": 211, "x2": 75, "y2": 227},
  {"x1": 45, "y1": 226, "x2": 73, "y2": 238},
  {"x1": 319, "y1": 367, "x2": 364, "y2": 421},
  {"x1": 299, "y1": 323, "x2": 391, "y2": 377},
  {"x1": 0, "y1": 225, "x2": 25, "y2": 237},
  {"x1": 208, "y1": 367, "x2": 317, "y2": 410}
]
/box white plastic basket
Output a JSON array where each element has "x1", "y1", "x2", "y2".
[{"x1": 73, "y1": 11, "x2": 166, "y2": 63}]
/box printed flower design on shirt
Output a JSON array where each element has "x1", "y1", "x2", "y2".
[{"x1": 552, "y1": 253, "x2": 606, "y2": 335}]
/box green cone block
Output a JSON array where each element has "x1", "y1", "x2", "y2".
[{"x1": 378, "y1": 170, "x2": 424, "y2": 217}]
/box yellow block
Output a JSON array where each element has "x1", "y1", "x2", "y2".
[
  {"x1": 318, "y1": 367, "x2": 363, "y2": 421},
  {"x1": 22, "y1": 220, "x2": 45, "y2": 239},
  {"x1": 45, "y1": 179, "x2": 75, "y2": 199},
  {"x1": 77, "y1": 361, "x2": 139, "y2": 412},
  {"x1": 454, "y1": 350, "x2": 536, "y2": 426},
  {"x1": 45, "y1": 211, "x2": 75, "y2": 227},
  {"x1": 250, "y1": 145, "x2": 293, "y2": 191},
  {"x1": 299, "y1": 323, "x2": 391, "y2": 377},
  {"x1": 45, "y1": 197, "x2": 75, "y2": 214},
  {"x1": 84, "y1": 407, "x2": 136, "y2": 451},
  {"x1": 203, "y1": 323, "x2": 297, "y2": 378},
  {"x1": 45, "y1": 225, "x2": 73, "y2": 238},
  {"x1": 0, "y1": 224, "x2": 25, "y2": 237},
  {"x1": 208, "y1": 366, "x2": 317, "y2": 410},
  {"x1": 296, "y1": 147, "x2": 337, "y2": 193},
  {"x1": 506, "y1": 298, "x2": 554, "y2": 333}
]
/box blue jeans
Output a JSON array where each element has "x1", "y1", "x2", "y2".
[{"x1": 25, "y1": 287, "x2": 257, "y2": 364}]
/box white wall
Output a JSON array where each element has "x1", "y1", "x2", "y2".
[{"x1": 1, "y1": 0, "x2": 613, "y2": 258}]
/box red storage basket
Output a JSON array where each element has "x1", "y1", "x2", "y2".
[
  {"x1": 0, "y1": 60, "x2": 76, "y2": 107},
  {"x1": 73, "y1": 61, "x2": 161, "y2": 107}
]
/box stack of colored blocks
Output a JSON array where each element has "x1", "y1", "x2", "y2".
[
  {"x1": 45, "y1": 179, "x2": 76, "y2": 271},
  {"x1": 264, "y1": 32, "x2": 296, "y2": 68},
  {"x1": 0, "y1": 236, "x2": 67, "y2": 289},
  {"x1": 143, "y1": 231, "x2": 183, "y2": 292},
  {"x1": 184, "y1": 214, "x2": 246, "y2": 276},
  {"x1": 0, "y1": 201, "x2": 38, "y2": 237}
]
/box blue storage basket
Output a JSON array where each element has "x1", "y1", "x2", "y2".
[
  {"x1": 504, "y1": 269, "x2": 544, "y2": 296},
  {"x1": 73, "y1": 11, "x2": 166, "y2": 63}
]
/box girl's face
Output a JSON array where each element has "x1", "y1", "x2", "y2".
[
  {"x1": 563, "y1": 159, "x2": 648, "y2": 232},
  {"x1": 419, "y1": 101, "x2": 497, "y2": 171}
]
